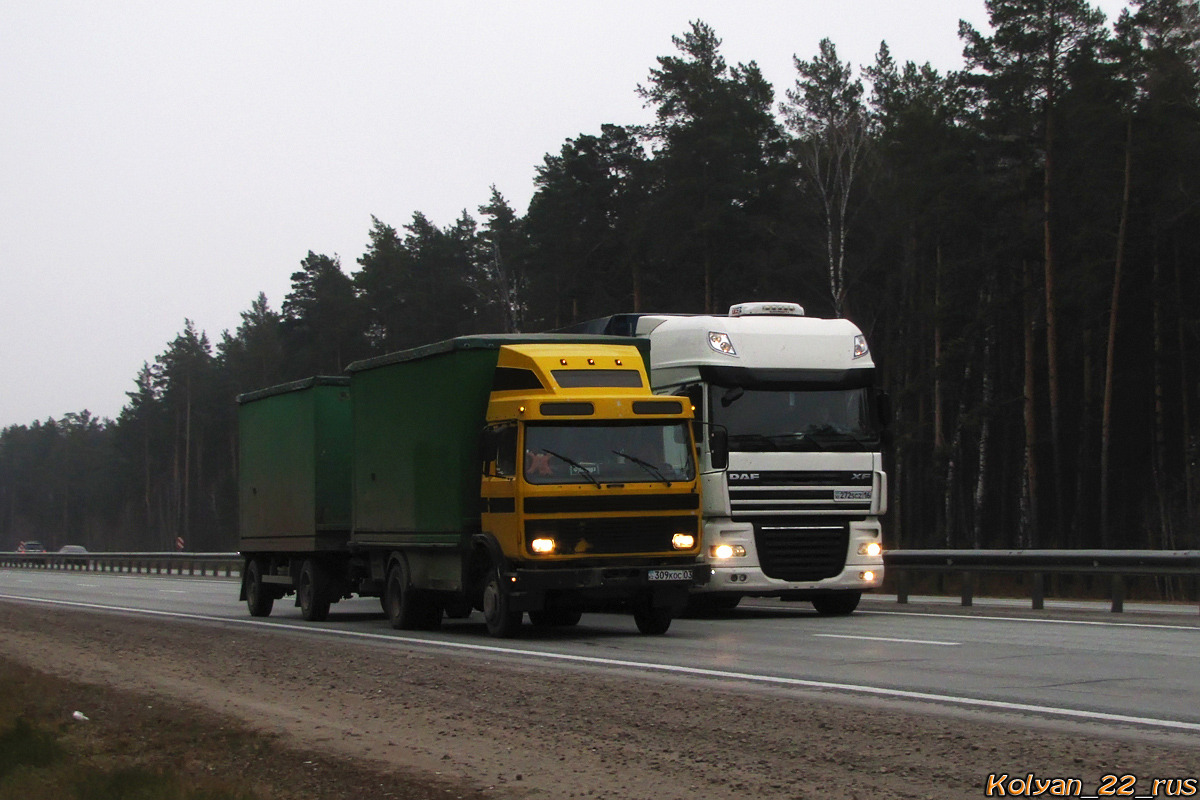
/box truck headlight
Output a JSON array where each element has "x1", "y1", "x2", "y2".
[
  {"x1": 710, "y1": 544, "x2": 746, "y2": 559},
  {"x1": 530, "y1": 538, "x2": 555, "y2": 554},
  {"x1": 857, "y1": 542, "x2": 882, "y2": 557},
  {"x1": 672, "y1": 533, "x2": 695, "y2": 550}
]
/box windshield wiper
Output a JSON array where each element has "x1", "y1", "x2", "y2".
[
  {"x1": 539, "y1": 448, "x2": 601, "y2": 487},
  {"x1": 612, "y1": 450, "x2": 672, "y2": 486},
  {"x1": 801, "y1": 425, "x2": 873, "y2": 451},
  {"x1": 727, "y1": 433, "x2": 778, "y2": 451},
  {"x1": 767, "y1": 432, "x2": 826, "y2": 451}
]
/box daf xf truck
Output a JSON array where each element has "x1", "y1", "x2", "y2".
[{"x1": 562, "y1": 303, "x2": 886, "y2": 615}]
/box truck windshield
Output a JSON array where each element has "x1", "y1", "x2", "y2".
[
  {"x1": 524, "y1": 422, "x2": 695, "y2": 485},
  {"x1": 710, "y1": 386, "x2": 879, "y2": 452}
]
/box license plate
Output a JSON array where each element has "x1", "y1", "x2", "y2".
[
  {"x1": 648, "y1": 569, "x2": 692, "y2": 581},
  {"x1": 834, "y1": 489, "x2": 872, "y2": 501}
]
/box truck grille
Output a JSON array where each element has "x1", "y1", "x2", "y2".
[
  {"x1": 728, "y1": 471, "x2": 872, "y2": 514},
  {"x1": 752, "y1": 517, "x2": 849, "y2": 581},
  {"x1": 525, "y1": 515, "x2": 695, "y2": 555}
]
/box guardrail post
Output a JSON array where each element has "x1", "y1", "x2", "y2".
[
  {"x1": 1111, "y1": 574, "x2": 1125, "y2": 613},
  {"x1": 961, "y1": 572, "x2": 974, "y2": 607},
  {"x1": 1032, "y1": 572, "x2": 1044, "y2": 610},
  {"x1": 896, "y1": 570, "x2": 909, "y2": 604}
]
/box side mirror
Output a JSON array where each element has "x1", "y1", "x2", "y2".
[
  {"x1": 479, "y1": 428, "x2": 498, "y2": 472},
  {"x1": 709, "y1": 427, "x2": 729, "y2": 471},
  {"x1": 876, "y1": 391, "x2": 893, "y2": 428}
]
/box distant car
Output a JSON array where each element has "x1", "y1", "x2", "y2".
[
  {"x1": 58, "y1": 544, "x2": 89, "y2": 566},
  {"x1": 16, "y1": 540, "x2": 46, "y2": 553}
]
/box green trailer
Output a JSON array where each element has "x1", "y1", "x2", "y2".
[
  {"x1": 237, "y1": 377, "x2": 352, "y2": 552},
  {"x1": 238, "y1": 334, "x2": 706, "y2": 636}
]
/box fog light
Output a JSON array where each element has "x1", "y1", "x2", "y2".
[
  {"x1": 860, "y1": 571, "x2": 876, "y2": 582},
  {"x1": 858, "y1": 542, "x2": 882, "y2": 557},
  {"x1": 671, "y1": 533, "x2": 695, "y2": 550},
  {"x1": 531, "y1": 538, "x2": 555, "y2": 554},
  {"x1": 710, "y1": 544, "x2": 746, "y2": 559}
]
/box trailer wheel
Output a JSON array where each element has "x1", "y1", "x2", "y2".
[
  {"x1": 811, "y1": 591, "x2": 861, "y2": 616},
  {"x1": 632, "y1": 600, "x2": 672, "y2": 635},
  {"x1": 245, "y1": 559, "x2": 273, "y2": 618},
  {"x1": 529, "y1": 608, "x2": 582, "y2": 627},
  {"x1": 482, "y1": 569, "x2": 522, "y2": 638},
  {"x1": 384, "y1": 560, "x2": 442, "y2": 631},
  {"x1": 298, "y1": 559, "x2": 331, "y2": 621}
]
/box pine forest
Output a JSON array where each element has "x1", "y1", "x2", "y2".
[{"x1": 3, "y1": 1, "x2": 1199, "y2": 556}]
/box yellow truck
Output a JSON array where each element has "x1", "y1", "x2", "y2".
[{"x1": 238, "y1": 334, "x2": 707, "y2": 636}]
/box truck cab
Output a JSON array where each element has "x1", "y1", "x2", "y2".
[
  {"x1": 560, "y1": 303, "x2": 887, "y2": 615},
  {"x1": 475, "y1": 343, "x2": 704, "y2": 634}
]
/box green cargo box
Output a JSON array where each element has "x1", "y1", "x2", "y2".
[
  {"x1": 345, "y1": 334, "x2": 649, "y2": 548},
  {"x1": 237, "y1": 377, "x2": 353, "y2": 552}
]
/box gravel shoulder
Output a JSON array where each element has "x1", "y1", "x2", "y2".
[{"x1": 1, "y1": 601, "x2": 1197, "y2": 800}]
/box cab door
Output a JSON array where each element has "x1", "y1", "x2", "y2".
[{"x1": 480, "y1": 422, "x2": 521, "y2": 556}]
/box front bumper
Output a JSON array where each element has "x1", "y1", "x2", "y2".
[
  {"x1": 504, "y1": 562, "x2": 709, "y2": 612},
  {"x1": 693, "y1": 518, "x2": 884, "y2": 596}
]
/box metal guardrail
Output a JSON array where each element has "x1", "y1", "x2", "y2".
[
  {"x1": 884, "y1": 549, "x2": 1200, "y2": 613},
  {"x1": 0, "y1": 552, "x2": 242, "y2": 578},
  {"x1": 4, "y1": 549, "x2": 1198, "y2": 614}
]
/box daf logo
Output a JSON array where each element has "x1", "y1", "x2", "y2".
[
  {"x1": 729, "y1": 473, "x2": 759, "y2": 481},
  {"x1": 852, "y1": 472, "x2": 870, "y2": 481}
]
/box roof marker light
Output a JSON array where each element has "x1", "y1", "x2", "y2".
[
  {"x1": 587, "y1": 358, "x2": 595, "y2": 365},
  {"x1": 728, "y1": 302, "x2": 804, "y2": 317}
]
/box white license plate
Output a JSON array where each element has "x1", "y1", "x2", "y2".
[
  {"x1": 648, "y1": 569, "x2": 692, "y2": 581},
  {"x1": 834, "y1": 490, "x2": 872, "y2": 501}
]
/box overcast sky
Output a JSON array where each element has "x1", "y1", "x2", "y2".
[{"x1": 1, "y1": 1, "x2": 1132, "y2": 429}]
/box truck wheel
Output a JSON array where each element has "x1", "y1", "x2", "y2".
[
  {"x1": 298, "y1": 559, "x2": 331, "y2": 622},
  {"x1": 812, "y1": 591, "x2": 861, "y2": 616},
  {"x1": 384, "y1": 561, "x2": 442, "y2": 631},
  {"x1": 529, "y1": 608, "x2": 583, "y2": 627},
  {"x1": 245, "y1": 559, "x2": 273, "y2": 618},
  {"x1": 632, "y1": 600, "x2": 672, "y2": 635},
  {"x1": 482, "y1": 569, "x2": 522, "y2": 638}
]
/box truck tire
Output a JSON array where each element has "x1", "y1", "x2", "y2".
[
  {"x1": 245, "y1": 559, "x2": 273, "y2": 618},
  {"x1": 482, "y1": 569, "x2": 522, "y2": 638},
  {"x1": 811, "y1": 591, "x2": 861, "y2": 616},
  {"x1": 298, "y1": 559, "x2": 331, "y2": 622},
  {"x1": 632, "y1": 600, "x2": 672, "y2": 635},
  {"x1": 384, "y1": 560, "x2": 442, "y2": 631},
  {"x1": 529, "y1": 608, "x2": 583, "y2": 628}
]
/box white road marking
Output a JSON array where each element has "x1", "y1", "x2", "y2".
[
  {"x1": 75, "y1": 583, "x2": 97, "y2": 587},
  {"x1": 3, "y1": 592, "x2": 1200, "y2": 734},
  {"x1": 814, "y1": 633, "x2": 960, "y2": 646},
  {"x1": 159, "y1": 590, "x2": 187, "y2": 594},
  {"x1": 857, "y1": 609, "x2": 1200, "y2": 632}
]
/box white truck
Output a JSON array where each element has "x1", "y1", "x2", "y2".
[{"x1": 563, "y1": 302, "x2": 886, "y2": 614}]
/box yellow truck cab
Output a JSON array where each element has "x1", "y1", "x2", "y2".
[{"x1": 477, "y1": 343, "x2": 704, "y2": 635}]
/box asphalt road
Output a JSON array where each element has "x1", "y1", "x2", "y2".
[{"x1": 3, "y1": 568, "x2": 1200, "y2": 739}]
